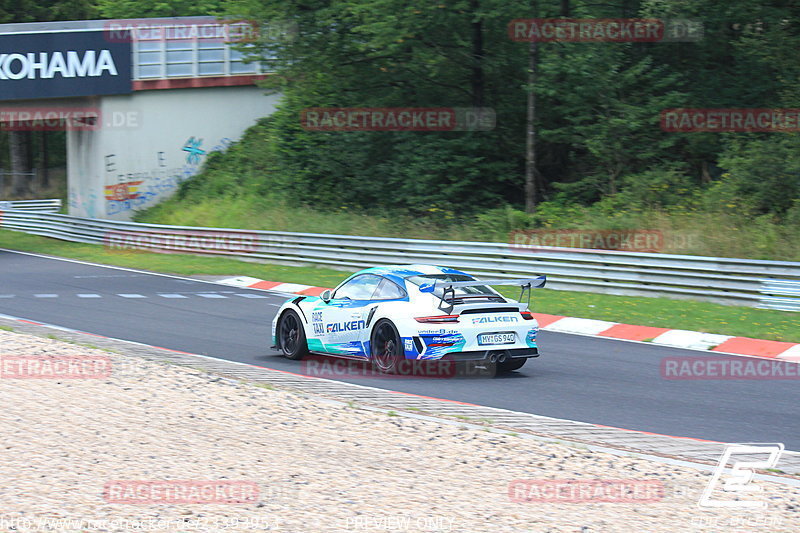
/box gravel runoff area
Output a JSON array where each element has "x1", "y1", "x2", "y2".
[{"x1": 1, "y1": 329, "x2": 799, "y2": 533}]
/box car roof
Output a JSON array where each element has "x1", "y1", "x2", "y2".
[
  {"x1": 359, "y1": 264, "x2": 468, "y2": 277},
  {"x1": 350, "y1": 264, "x2": 471, "y2": 287}
]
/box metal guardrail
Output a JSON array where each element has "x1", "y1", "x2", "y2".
[
  {"x1": 759, "y1": 280, "x2": 800, "y2": 312},
  {"x1": 0, "y1": 199, "x2": 61, "y2": 212},
  {"x1": 0, "y1": 206, "x2": 798, "y2": 310}
]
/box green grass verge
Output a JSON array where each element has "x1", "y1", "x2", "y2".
[
  {"x1": 0, "y1": 229, "x2": 347, "y2": 288},
  {"x1": 137, "y1": 194, "x2": 800, "y2": 261},
  {"x1": 1, "y1": 229, "x2": 798, "y2": 343},
  {"x1": 492, "y1": 286, "x2": 799, "y2": 342}
]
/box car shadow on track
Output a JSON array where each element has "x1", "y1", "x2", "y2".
[{"x1": 259, "y1": 353, "x2": 533, "y2": 381}]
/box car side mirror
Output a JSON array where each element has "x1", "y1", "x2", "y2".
[{"x1": 320, "y1": 289, "x2": 332, "y2": 303}]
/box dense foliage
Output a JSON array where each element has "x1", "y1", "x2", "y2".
[
  {"x1": 158, "y1": 0, "x2": 800, "y2": 232},
  {"x1": 4, "y1": 0, "x2": 800, "y2": 257}
]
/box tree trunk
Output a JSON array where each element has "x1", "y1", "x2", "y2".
[
  {"x1": 701, "y1": 160, "x2": 711, "y2": 184},
  {"x1": 524, "y1": 2, "x2": 539, "y2": 214},
  {"x1": 469, "y1": 0, "x2": 485, "y2": 108},
  {"x1": 39, "y1": 132, "x2": 49, "y2": 189},
  {"x1": 9, "y1": 131, "x2": 30, "y2": 197},
  {"x1": 608, "y1": 162, "x2": 623, "y2": 196}
]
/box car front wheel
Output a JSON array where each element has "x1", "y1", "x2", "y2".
[{"x1": 278, "y1": 310, "x2": 308, "y2": 360}]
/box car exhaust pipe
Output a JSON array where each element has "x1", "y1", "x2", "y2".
[
  {"x1": 497, "y1": 353, "x2": 508, "y2": 364},
  {"x1": 489, "y1": 353, "x2": 498, "y2": 364}
]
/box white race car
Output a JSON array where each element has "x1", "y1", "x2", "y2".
[{"x1": 271, "y1": 265, "x2": 546, "y2": 374}]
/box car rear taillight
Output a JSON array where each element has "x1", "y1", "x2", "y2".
[
  {"x1": 520, "y1": 311, "x2": 534, "y2": 320},
  {"x1": 414, "y1": 315, "x2": 460, "y2": 323}
]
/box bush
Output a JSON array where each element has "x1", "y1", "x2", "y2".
[
  {"x1": 714, "y1": 134, "x2": 800, "y2": 219},
  {"x1": 472, "y1": 206, "x2": 534, "y2": 239}
]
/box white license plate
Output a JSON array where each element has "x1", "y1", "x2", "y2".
[{"x1": 478, "y1": 332, "x2": 516, "y2": 345}]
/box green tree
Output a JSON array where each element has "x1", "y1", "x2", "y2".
[
  {"x1": 225, "y1": 0, "x2": 528, "y2": 213},
  {"x1": 95, "y1": 0, "x2": 224, "y2": 18},
  {"x1": 715, "y1": 134, "x2": 800, "y2": 219},
  {"x1": 165, "y1": 0, "x2": 799, "y2": 223},
  {"x1": 0, "y1": 0, "x2": 97, "y2": 22}
]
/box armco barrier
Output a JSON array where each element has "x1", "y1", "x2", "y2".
[
  {"x1": 0, "y1": 199, "x2": 61, "y2": 212},
  {"x1": 0, "y1": 207, "x2": 798, "y2": 310},
  {"x1": 759, "y1": 279, "x2": 800, "y2": 312}
]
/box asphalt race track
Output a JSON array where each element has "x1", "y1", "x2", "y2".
[{"x1": 2, "y1": 248, "x2": 798, "y2": 449}]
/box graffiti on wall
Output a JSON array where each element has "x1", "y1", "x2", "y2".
[
  {"x1": 183, "y1": 137, "x2": 206, "y2": 165},
  {"x1": 211, "y1": 137, "x2": 232, "y2": 153},
  {"x1": 105, "y1": 168, "x2": 191, "y2": 216},
  {"x1": 103, "y1": 136, "x2": 233, "y2": 216},
  {"x1": 104, "y1": 181, "x2": 143, "y2": 202},
  {"x1": 69, "y1": 189, "x2": 98, "y2": 218}
]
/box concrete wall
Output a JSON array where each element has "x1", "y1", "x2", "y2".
[{"x1": 67, "y1": 86, "x2": 279, "y2": 220}]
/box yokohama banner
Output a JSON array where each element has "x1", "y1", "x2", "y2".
[{"x1": 0, "y1": 30, "x2": 132, "y2": 100}]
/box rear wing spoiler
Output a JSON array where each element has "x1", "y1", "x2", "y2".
[
  {"x1": 419, "y1": 275, "x2": 546, "y2": 311},
  {"x1": 419, "y1": 276, "x2": 546, "y2": 292}
]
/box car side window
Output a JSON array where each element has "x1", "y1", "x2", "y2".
[
  {"x1": 371, "y1": 278, "x2": 406, "y2": 300},
  {"x1": 333, "y1": 274, "x2": 382, "y2": 300}
]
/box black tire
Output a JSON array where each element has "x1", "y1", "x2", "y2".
[
  {"x1": 278, "y1": 310, "x2": 308, "y2": 360},
  {"x1": 498, "y1": 358, "x2": 527, "y2": 373},
  {"x1": 370, "y1": 320, "x2": 404, "y2": 374}
]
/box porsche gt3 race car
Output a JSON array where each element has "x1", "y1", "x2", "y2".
[{"x1": 271, "y1": 265, "x2": 546, "y2": 374}]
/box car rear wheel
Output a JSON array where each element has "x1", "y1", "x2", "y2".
[
  {"x1": 278, "y1": 310, "x2": 308, "y2": 360},
  {"x1": 371, "y1": 320, "x2": 403, "y2": 374},
  {"x1": 498, "y1": 358, "x2": 527, "y2": 373}
]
